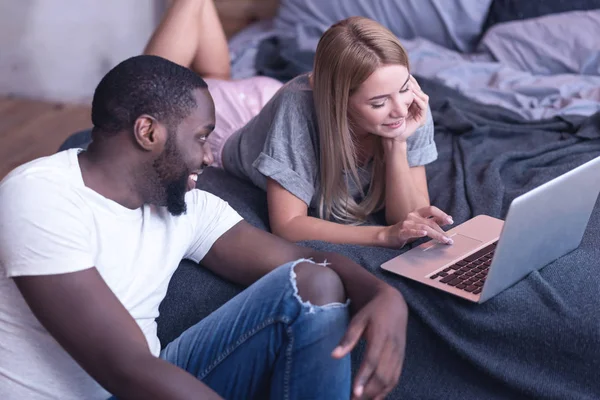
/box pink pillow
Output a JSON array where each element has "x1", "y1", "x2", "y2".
[{"x1": 205, "y1": 76, "x2": 283, "y2": 168}]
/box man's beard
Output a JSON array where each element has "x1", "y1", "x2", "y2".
[
  {"x1": 151, "y1": 133, "x2": 189, "y2": 216},
  {"x1": 162, "y1": 171, "x2": 189, "y2": 216}
]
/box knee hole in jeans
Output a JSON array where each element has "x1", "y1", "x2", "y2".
[{"x1": 293, "y1": 262, "x2": 346, "y2": 306}]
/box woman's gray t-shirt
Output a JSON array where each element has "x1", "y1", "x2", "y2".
[{"x1": 221, "y1": 74, "x2": 438, "y2": 208}]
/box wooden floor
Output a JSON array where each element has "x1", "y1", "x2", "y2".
[{"x1": 0, "y1": 96, "x2": 92, "y2": 180}]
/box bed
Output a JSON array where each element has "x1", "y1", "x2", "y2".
[
  {"x1": 157, "y1": 77, "x2": 600, "y2": 399},
  {"x1": 63, "y1": 1, "x2": 600, "y2": 398}
]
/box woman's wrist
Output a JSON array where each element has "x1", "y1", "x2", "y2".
[
  {"x1": 382, "y1": 138, "x2": 408, "y2": 160},
  {"x1": 376, "y1": 225, "x2": 390, "y2": 247},
  {"x1": 377, "y1": 225, "x2": 402, "y2": 248}
]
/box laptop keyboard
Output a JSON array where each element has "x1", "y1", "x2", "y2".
[{"x1": 428, "y1": 242, "x2": 498, "y2": 295}]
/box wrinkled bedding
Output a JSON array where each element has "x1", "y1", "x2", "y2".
[
  {"x1": 236, "y1": 10, "x2": 600, "y2": 120},
  {"x1": 157, "y1": 77, "x2": 600, "y2": 400},
  {"x1": 405, "y1": 10, "x2": 600, "y2": 120}
]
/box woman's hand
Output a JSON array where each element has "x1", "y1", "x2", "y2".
[
  {"x1": 380, "y1": 206, "x2": 454, "y2": 248},
  {"x1": 383, "y1": 75, "x2": 429, "y2": 146},
  {"x1": 403, "y1": 75, "x2": 429, "y2": 137}
]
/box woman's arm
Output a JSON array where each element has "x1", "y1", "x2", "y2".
[
  {"x1": 383, "y1": 140, "x2": 430, "y2": 225},
  {"x1": 267, "y1": 179, "x2": 451, "y2": 248},
  {"x1": 144, "y1": 0, "x2": 230, "y2": 80},
  {"x1": 383, "y1": 75, "x2": 447, "y2": 226}
]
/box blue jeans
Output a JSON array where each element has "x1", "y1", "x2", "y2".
[{"x1": 110, "y1": 259, "x2": 351, "y2": 399}]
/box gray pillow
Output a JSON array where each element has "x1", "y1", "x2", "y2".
[
  {"x1": 274, "y1": 0, "x2": 493, "y2": 53},
  {"x1": 481, "y1": 0, "x2": 600, "y2": 32},
  {"x1": 479, "y1": 10, "x2": 600, "y2": 75}
]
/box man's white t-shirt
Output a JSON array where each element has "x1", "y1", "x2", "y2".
[{"x1": 0, "y1": 149, "x2": 243, "y2": 400}]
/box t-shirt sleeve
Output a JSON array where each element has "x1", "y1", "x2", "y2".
[
  {"x1": 406, "y1": 104, "x2": 438, "y2": 167},
  {"x1": 0, "y1": 175, "x2": 95, "y2": 278},
  {"x1": 185, "y1": 190, "x2": 244, "y2": 263},
  {"x1": 252, "y1": 91, "x2": 319, "y2": 206}
]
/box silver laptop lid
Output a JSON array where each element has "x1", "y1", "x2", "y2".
[{"x1": 480, "y1": 156, "x2": 600, "y2": 302}]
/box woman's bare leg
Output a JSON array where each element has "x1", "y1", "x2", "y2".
[{"x1": 144, "y1": 0, "x2": 231, "y2": 80}]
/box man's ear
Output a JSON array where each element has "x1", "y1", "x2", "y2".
[{"x1": 133, "y1": 115, "x2": 167, "y2": 151}]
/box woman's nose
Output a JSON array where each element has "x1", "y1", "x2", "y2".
[{"x1": 390, "y1": 93, "x2": 411, "y2": 118}]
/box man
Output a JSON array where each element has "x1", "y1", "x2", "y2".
[{"x1": 0, "y1": 55, "x2": 408, "y2": 400}]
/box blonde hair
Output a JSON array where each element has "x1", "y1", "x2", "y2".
[{"x1": 313, "y1": 16, "x2": 410, "y2": 223}]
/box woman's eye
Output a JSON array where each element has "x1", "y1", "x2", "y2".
[{"x1": 371, "y1": 102, "x2": 385, "y2": 109}]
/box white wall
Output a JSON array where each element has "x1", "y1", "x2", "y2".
[{"x1": 0, "y1": 0, "x2": 163, "y2": 103}]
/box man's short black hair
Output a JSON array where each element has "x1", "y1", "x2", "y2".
[{"x1": 91, "y1": 55, "x2": 208, "y2": 135}]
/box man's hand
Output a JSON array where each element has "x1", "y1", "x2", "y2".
[{"x1": 332, "y1": 285, "x2": 408, "y2": 399}]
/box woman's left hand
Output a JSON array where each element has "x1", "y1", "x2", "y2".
[
  {"x1": 402, "y1": 75, "x2": 429, "y2": 139},
  {"x1": 381, "y1": 76, "x2": 429, "y2": 153}
]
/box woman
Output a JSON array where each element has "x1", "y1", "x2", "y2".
[{"x1": 146, "y1": 0, "x2": 454, "y2": 248}]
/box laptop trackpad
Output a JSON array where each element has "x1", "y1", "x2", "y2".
[
  {"x1": 417, "y1": 233, "x2": 483, "y2": 264},
  {"x1": 382, "y1": 233, "x2": 484, "y2": 276}
]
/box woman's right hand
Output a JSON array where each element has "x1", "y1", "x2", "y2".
[{"x1": 381, "y1": 206, "x2": 454, "y2": 248}]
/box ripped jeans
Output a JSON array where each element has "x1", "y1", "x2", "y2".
[{"x1": 158, "y1": 259, "x2": 350, "y2": 399}]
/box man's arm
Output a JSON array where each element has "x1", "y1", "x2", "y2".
[
  {"x1": 201, "y1": 220, "x2": 408, "y2": 399},
  {"x1": 14, "y1": 268, "x2": 222, "y2": 400},
  {"x1": 202, "y1": 220, "x2": 385, "y2": 301}
]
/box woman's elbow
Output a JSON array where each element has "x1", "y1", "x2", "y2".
[{"x1": 270, "y1": 218, "x2": 304, "y2": 243}]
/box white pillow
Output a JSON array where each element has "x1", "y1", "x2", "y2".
[
  {"x1": 478, "y1": 10, "x2": 600, "y2": 75},
  {"x1": 274, "y1": 0, "x2": 493, "y2": 53}
]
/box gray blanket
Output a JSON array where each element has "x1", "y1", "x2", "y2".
[{"x1": 158, "y1": 78, "x2": 600, "y2": 399}]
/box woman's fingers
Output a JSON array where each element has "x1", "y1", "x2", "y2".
[
  {"x1": 406, "y1": 206, "x2": 454, "y2": 244},
  {"x1": 416, "y1": 206, "x2": 453, "y2": 225},
  {"x1": 409, "y1": 74, "x2": 422, "y2": 91},
  {"x1": 418, "y1": 223, "x2": 453, "y2": 244}
]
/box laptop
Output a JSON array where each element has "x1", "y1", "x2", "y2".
[{"x1": 381, "y1": 156, "x2": 600, "y2": 303}]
